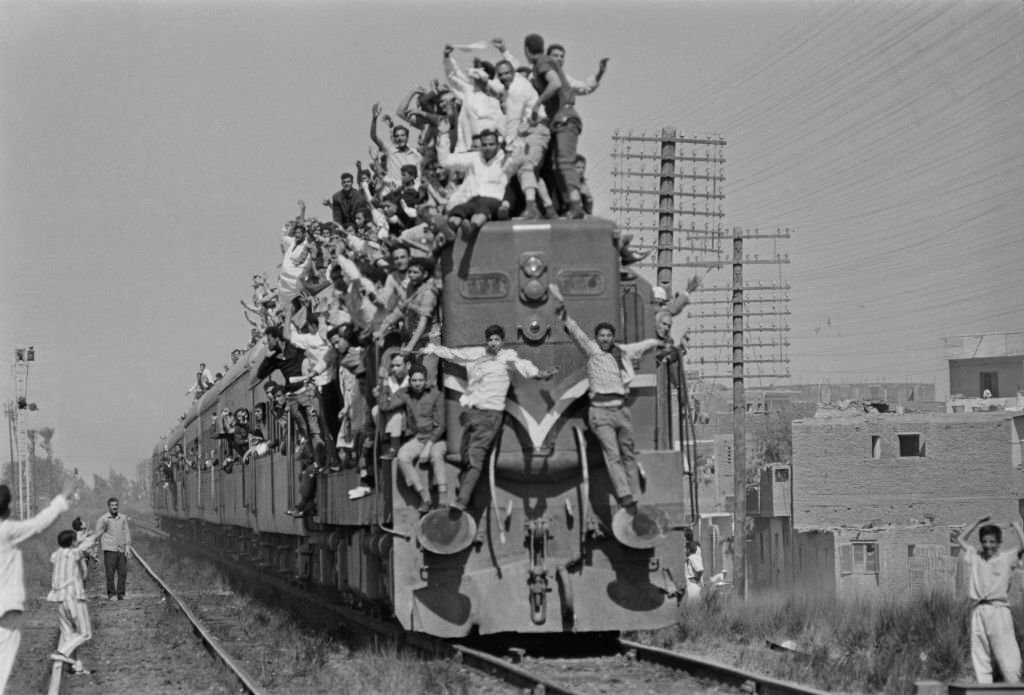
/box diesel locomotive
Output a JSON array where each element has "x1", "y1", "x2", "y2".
[{"x1": 153, "y1": 217, "x2": 698, "y2": 638}]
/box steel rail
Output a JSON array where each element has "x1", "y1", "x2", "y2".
[
  {"x1": 451, "y1": 644, "x2": 583, "y2": 695},
  {"x1": 618, "y1": 638, "x2": 831, "y2": 695},
  {"x1": 46, "y1": 660, "x2": 67, "y2": 695},
  {"x1": 137, "y1": 524, "x2": 585, "y2": 695},
  {"x1": 130, "y1": 542, "x2": 270, "y2": 695}
]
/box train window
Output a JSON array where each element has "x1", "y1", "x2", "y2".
[
  {"x1": 555, "y1": 269, "x2": 606, "y2": 296},
  {"x1": 459, "y1": 273, "x2": 510, "y2": 299}
]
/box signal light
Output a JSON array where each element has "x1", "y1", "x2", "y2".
[
  {"x1": 522, "y1": 255, "x2": 545, "y2": 278},
  {"x1": 522, "y1": 279, "x2": 546, "y2": 302}
]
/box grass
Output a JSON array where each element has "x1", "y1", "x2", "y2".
[
  {"x1": 133, "y1": 537, "x2": 473, "y2": 695},
  {"x1": 633, "y1": 590, "x2": 1012, "y2": 694}
]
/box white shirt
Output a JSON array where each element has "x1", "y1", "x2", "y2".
[
  {"x1": 279, "y1": 234, "x2": 312, "y2": 295},
  {"x1": 423, "y1": 345, "x2": 540, "y2": 411},
  {"x1": 445, "y1": 57, "x2": 504, "y2": 153},
  {"x1": 437, "y1": 144, "x2": 515, "y2": 201},
  {"x1": 47, "y1": 539, "x2": 95, "y2": 604},
  {"x1": 289, "y1": 331, "x2": 333, "y2": 386},
  {"x1": 0, "y1": 495, "x2": 69, "y2": 616},
  {"x1": 685, "y1": 545, "x2": 704, "y2": 583},
  {"x1": 965, "y1": 546, "x2": 1020, "y2": 605},
  {"x1": 490, "y1": 73, "x2": 540, "y2": 142},
  {"x1": 383, "y1": 143, "x2": 423, "y2": 182}
]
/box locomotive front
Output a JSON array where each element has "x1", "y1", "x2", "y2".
[{"x1": 389, "y1": 218, "x2": 694, "y2": 637}]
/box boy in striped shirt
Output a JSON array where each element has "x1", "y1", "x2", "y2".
[{"x1": 47, "y1": 529, "x2": 99, "y2": 674}]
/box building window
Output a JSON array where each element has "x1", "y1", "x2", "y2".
[
  {"x1": 870, "y1": 435, "x2": 881, "y2": 459},
  {"x1": 840, "y1": 542, "x2": 879, "y2": 575},
  {"x1": 898, "y1": 434, "x2": 925, "y2": 457},
  {"x1": 980, "y1": 372, "x2": 999, "y2": 398},
  {"x1": 774, "y1": 467, "x2": 790, "y2": 483}
]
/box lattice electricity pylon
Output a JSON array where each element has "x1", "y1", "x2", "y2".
[
  {"x1": 610, "y1": 128, "x2": 727, "y2": 294},
  {"x1": 11, "y1": 347, "x2": 35, "y2": 518},
  {"x1": 685, "y1": 229, "x2": 792, "y2": 386}
]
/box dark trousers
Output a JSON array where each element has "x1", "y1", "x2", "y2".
[
  {"x1": 104, "y1": 550, "x2": 127, "y2": 598},
  {"x1": 457, "y1": 408, "x2": 504, "y2": 508},
  {"x1": 295, "y1": 465, "x2": 318, "y2": 513},
  {"x1": 547, "y1": 119, "x2": 582, "y2": 208}
]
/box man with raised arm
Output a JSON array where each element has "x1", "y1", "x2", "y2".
[
  {"x1": 489, "y1": 54, "x2": 549, "y2": 220},
  {"x1": 0, "y1": 478, "x2": 78, "y2": 691},
  {"x1": 493, "y1": 38, "x2": 609, "y2": 97},
  {"x1": 957, "y1": 515, "x2": 1024, "y2": 684},
  {"x1": 523, "y1": 33, "x2": 585, "y2": 218},
  {"x1": 552, "y1": 284, "x2": 665, "y2": 511},
  {"x1": 435, "y1": 126, "x2": 520, "y2": 240},
  {"x1": 420, "y1": 325, "x2": 556, "y2": 512},
  {"x1": 370, "y1": 102, "x2": 423, "y2": 182}
]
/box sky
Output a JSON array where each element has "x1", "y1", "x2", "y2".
[{"x1": 1, "y1": 0, "x2": 1022, "y2": 479}]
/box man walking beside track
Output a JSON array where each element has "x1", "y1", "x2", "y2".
[
  {"x1": 0, "y1": 478, "x2": 78, "y2": 692},
  {"x1": 94, "y1": 497, "x2": 132, "y2": 600}
]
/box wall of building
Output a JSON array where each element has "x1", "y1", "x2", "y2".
[
  {"x1": 792, "y1": 414, "x2": 1019, "y2": 528},
  {"x1": 833, "y1": 527, "x2": 955, "y2": 600},
  {"x1": 750, "y1": 516, "x2": 792, "y2": 593},
  {"x1": 949, "y1": 356, "x2": 1024, "y2": 399},
  {"x1": 792, "y1": 530, "x2": 835, "y2": 598}
]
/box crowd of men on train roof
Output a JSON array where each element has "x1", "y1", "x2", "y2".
[{"x1": 159, "y1": 33, "x2": 696, "y2": 519}]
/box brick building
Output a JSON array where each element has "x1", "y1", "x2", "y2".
[
  {"x1": 748, "y1": 411, "x2": 1024, "y2": 599},
  {"x1": 944, "y1": 331, "x2": 1024, "y2": 413}
]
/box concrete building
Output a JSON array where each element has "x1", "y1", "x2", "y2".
[
  {"x1": 748, "y1": 411, "x2": 1024, "y2": 599},
  {"x1": 945, "y1": 331, "x2": 1024, "y2": 413}
]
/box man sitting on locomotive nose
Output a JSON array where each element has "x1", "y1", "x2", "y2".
[
  {"x1": 380, "y1": 365, "x2": 448, "y2": 513},
  {"x1": 421, "y1": 325, "x2": 557, "y2": 513},
  {"x1": 553, "y1": 286, "x2": 665, "y2": 512},
  {"x1": 434, "y1": 126, "x2": 520, "y2": 242}
]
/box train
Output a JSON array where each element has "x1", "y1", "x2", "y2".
[{"x1": 152, "y1": 217, "x2": 698, "y2": 638}]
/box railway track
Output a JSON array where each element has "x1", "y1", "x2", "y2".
[
  {"x1": 140, "y1": 523, "x2": 830, "y2": 695},
  {"x1": 47, "y1": 543, "x2": 267, "y2": 695}
]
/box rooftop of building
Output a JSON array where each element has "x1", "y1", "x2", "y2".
[
  {"x1": 794, "y1": 408, "x2": 1020, "y2": 426},
  {"x1": 944, "y1": 330, "x2": 1024, "y2": 360}
]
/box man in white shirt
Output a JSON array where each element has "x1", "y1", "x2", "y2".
[
  {"x1": 421, "y1": 325, "x2": 556, "y2": 512},
  {"x1": 436, "y1": 126, "x2": 521, "y2": 240},
  {"x1": 0, "y1": 478, "x2": 78, "y2": 691},
  {"x1": 958, "y1": 515, "x2": 1024, "y2": 683},
  {"x1": 493, "y1": 38, "x2": 608, "y2": 97},
  {"x1": 490, "y1": 59, "x2": 550, "y2": 219},
  {"x1": 443, "y1": 45, "x2": 504, "y2": 154}
]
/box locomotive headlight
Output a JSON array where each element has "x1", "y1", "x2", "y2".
[
  {"x1": 523, "y1": 317, "x2": 544, "y2": 340},
  {"x1": 523, "y1": 279, "x2": 547, "y2": 302},
  {"x1": 522, "y1": 255, "x2": 546, "y2": 278}
]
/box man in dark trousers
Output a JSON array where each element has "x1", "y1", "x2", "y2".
[{"x1": 94, "y1": 497, "x2": 132, "y2": 600}]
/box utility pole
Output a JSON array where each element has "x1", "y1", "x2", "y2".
[
  {"x1": 610, "y1": 128, "x2": 728, "y2": 276},
  {"x1": 731, "y1": 229, "x2": 747, "y2": 599},
  {"x1": 11, "y1": 346, "x2": 37, "y2": 519}
]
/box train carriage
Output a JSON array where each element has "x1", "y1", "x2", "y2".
[{"x1": 153, "y1": 217, "x2": 697, "y2": 638}]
